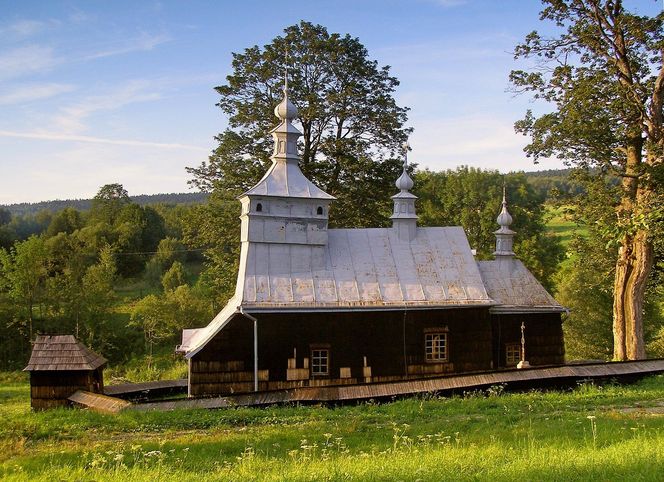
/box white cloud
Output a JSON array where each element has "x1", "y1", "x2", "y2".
[
  {"x1": 7, "y1": 20, "x2": 45, "y2": 37},
  {"x1": 0, "y1": 45, "x2": 59, "y2": 81},
  {"x1": 51, "y1": 80, "x2": 162, "y2": 134},
  {"x1": 0, "y1": 140, "x2": 201, "y2": 203},
  {"x1": 0, "y1": 83, "x2": 75, "y2": 105},
  {"x1": 409, "y1": 114, "x2": 564, "y2": 172},
  {"x1": 0, "y1": 129, "x2": 208, "y2": 152},
  {"x1": 85, "y1": 32, "x2": 171, "y2": 60}
]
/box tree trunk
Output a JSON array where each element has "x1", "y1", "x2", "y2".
[
  {"x1": 625, "y1": 229, "x2": 652, "y2": 359},
  {"x1": 613, "y1": 228, "x2": 653, "y2": 360},
  {"x1": 612, "y1": 134, "x2": 645, "y2": 361},
  {"x1": 612, "y1": 241, "x2": 628, "y2": 360}
]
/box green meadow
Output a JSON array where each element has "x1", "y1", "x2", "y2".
[
  {"x1": 545, "y1": 205, "x2": 588, "y2": 248},
  {"x1": 2, "y1": 373, "x2": 664, "y2": 481}
]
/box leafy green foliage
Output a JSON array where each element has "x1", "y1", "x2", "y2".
[
  {"x1": 415, "y1": 167, "x2": 563, "y2": 290},
  {"x1": 1, "y1": 236, "x2": 49, "y2": 339},
  {"x1": 161, "y1": 261, "x2": 187, "y2": 292},
  {"x1": 511, "y1": 0, "x2": 664, "y2": 359},
  {"x1": 0, "y1": 184, "x2": 198, "y2": 369},
  {"x1": 187, "y1": 21, "x2": 411, "y2": 232}
]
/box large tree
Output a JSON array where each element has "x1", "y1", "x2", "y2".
[
  {"x1": 510, "y1": 0, "x2": 664, "y2": 360},
  {"x1": 187, "y1": 21, "x2": 411, "y2": 228}
]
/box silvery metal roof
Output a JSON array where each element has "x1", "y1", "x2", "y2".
[
  {"x1": 477, "y1": 258, "x2": 565, "y2": 313},
  {"x1": 243, "y1": 156, "x2": 335, "y2": 199},
  {"x1": 241, "y1": 226, "x2": 491, "y2": 309}
]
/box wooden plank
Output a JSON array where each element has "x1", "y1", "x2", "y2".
[
  {"x1": 68, "y1": 390, "x2": 131, "y2": 414},
  {"x1": 104, "y1": 379, "x2": 187, "y2": 396},
  {"x1": 122, "y1": 359, "x2": 664, "y2": 411}
]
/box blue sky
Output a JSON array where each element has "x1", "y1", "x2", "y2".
[{"x1": 0, "y1": 0, "x2": 659, "y2": 204}]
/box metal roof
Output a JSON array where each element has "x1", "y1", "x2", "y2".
[
  {"x1": 241, "y1": 226, "x2": 491, "y2": 309},
  {"x1": 242, "y1": 156, "x2": 335, "y2": 199},
  {"x1": 183, "y1": 226, "x2": 493, "y2": 357},
  {"x1": 24, "y1": 335, "x2": 107, "y2": 371},
  {"x1": 477, "y1": 258, "x2": 565, "y2": 313}
]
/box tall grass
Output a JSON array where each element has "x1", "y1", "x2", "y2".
[{"x1": 2, "y1": 375, "x2": 664, "y2": 481}]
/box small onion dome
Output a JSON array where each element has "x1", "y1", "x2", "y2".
[
  {"x1": 274, "y1": 88, "x2": 298, "y2": 120},
  {"x1": 496, "y1": 196, "x2": 513, "y2": 228},
  {"x1": 395, "y1": 168, "x2": 414, "y2": 191}
]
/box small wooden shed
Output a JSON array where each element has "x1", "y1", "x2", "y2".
[{"x1": 23, "y1": 335, "x2": 107, "y2": 410}]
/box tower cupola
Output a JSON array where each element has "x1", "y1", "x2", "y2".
[
  {"x1": 494, "y1": 186, "x2": 516, "y2": 257},
  {"x1": 238, "y1": 82, "x2": 335, "y2": 247},
  {"x1": 391, "y1": 142, "x2": 418, "y2": 241}
]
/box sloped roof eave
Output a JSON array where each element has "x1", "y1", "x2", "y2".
[
  {"x1": 239, "y1": 300, "x2": 496, "y2": 313},
  {"x1": 489, "y1": 305, "x2": 566, "y2": 314}
]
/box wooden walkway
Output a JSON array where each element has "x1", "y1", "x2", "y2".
[
  {"x1": 129, "y1": 359, "x2": 664, "y2": 412},
  {"x1": 68, "y1": 390, "x2": 131, "y2": 414},
  {"x1": 104, "y1": 379, "x2": 187, "y2": 398}
]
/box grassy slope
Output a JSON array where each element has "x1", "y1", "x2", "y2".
[
  {"x1": 545, "y1": 205, "x2": 589, "y2": 247},
  {"x1": 1, "y1": 374, "x2": 664, "y2": 481}
]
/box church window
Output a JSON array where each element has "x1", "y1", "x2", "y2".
[
  {"x1": 256, "y1": 203, "x2": 263, "y2": 212},
  {"x1": 425, "y1": 332, "x2": 448, "y2": 362},
  {"x1": 317, "y1": 206, "x2": 323, "y2": 215},
  {"x1": 505, "y1": 343, "x2": 521, "y2": 365},
  {"x1": 311, "y1": 348, "x2": 330, "y2": 376}
]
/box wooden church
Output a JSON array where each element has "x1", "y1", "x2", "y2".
[{"x1": 177, "y1": 87, "x2": 565, "y2": 397}]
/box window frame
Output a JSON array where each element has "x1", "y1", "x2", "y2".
[
  {"x1": 505, "y1": 343, "x2": 521, "y2": 366},
  {"x1": 310, "y1": 346, "x2": 330, "y2": 377},
  {"x1": 424, "y1": 331, "x2": 449, "y2": 363}
]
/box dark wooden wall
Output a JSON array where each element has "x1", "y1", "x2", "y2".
[
  {"x1": 29, "y1": 368, "x2": 103, "y2": 410},
  {"x1": 490, "y1": 313, "x2": 564, "y2": 368},
  {"x1": 190, "y1": 307, "x2": 495, "y2": 396}
]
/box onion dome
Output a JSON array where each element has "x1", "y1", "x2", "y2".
[
  {"x1": 395, "y1": 167, "x2": 414, "y2": 191},
  {"x1": 274, "y1": 88, "x2": 298, "y2": 120},
  {"x1": 494, "y1": 185, "x2": 515, "y2": 257},
  {"x1": 496, "y1": 187, "x2": 513, "y2": 228},
  {"x1": 395, "y1": 142, "x2": 414, "y2": 191}
]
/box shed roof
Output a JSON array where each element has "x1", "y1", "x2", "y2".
[
  {"x1": 477, "y1": 258, "x2": 565, "y2": 313},
  {"x1": 24, "y1": 335, "x2": 107, "y2": 371}
]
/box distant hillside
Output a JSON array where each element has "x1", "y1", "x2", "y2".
[
  {"x1": 1, "y1": 192, "x2": 209, "y2": 216},
  {"x1": 522, "y1": 168, "x2": 573, "y2": 178},
  {"x1": 521, "y1": 168, "x2": 584, "y2": 199}
]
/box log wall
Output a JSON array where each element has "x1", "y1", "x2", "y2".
[
  {"x1": 490, "y1": 313, "x2": 565, "y2": 368},
  {"x1": 29, "y1": 369, "x2": 103, "y2": 411},
  {"x1": 190, "y1": 307, "x2": 495, "y2": 397}
]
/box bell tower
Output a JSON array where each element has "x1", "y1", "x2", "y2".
[
  {"x1": 238, "y1": 85, "x2": 335, "y2": 246},
  {"x1": 391, "y1": 142, "x2": 418, "y2": 241}
]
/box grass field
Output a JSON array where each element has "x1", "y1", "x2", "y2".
[
  {"x1": 545, "y1": 205, "x2": 588, "y2": 248},
  {"x1": 2, "y1": 373, "x2": 664, "y2": 481}
]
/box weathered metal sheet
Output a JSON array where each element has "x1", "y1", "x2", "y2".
[
  {"x1": 183, "y1": 296, "x2": 241, "y2": 357},
  {"x1": 239, "y1": 226, "x2": 491, "y2": 309},
  {"x1": 244, "y1": 158, "x2": 334, "y2": 200},
  {"x1": 477, "y1": 258, "x2": 564, "y2": 313}
]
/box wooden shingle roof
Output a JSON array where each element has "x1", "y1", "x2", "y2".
[{"x1": 23, "y1": 335, "x2": 107, "y2": 371}]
